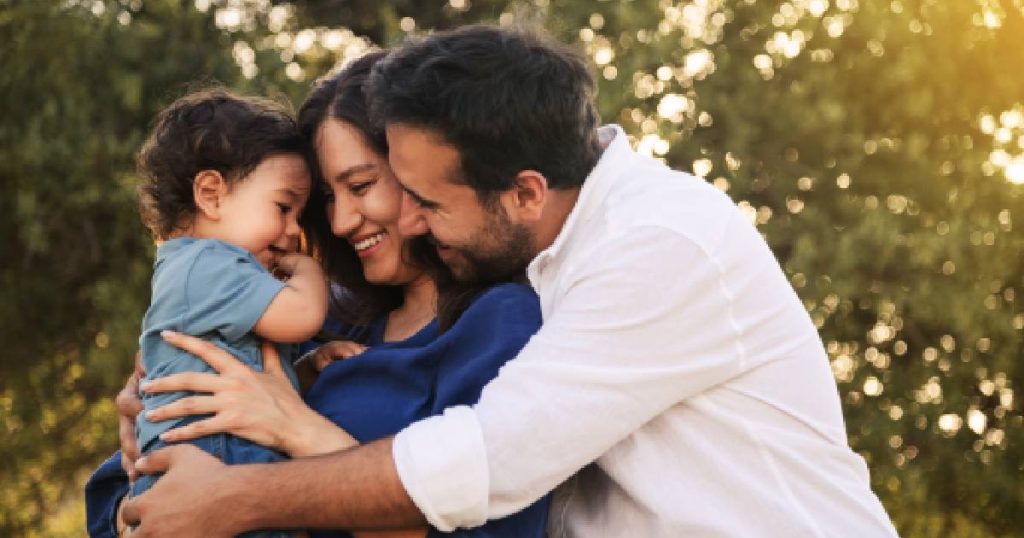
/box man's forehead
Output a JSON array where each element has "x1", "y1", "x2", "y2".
[{"x1": 386, "y1": 125, "x2": 461, "y2": 189}]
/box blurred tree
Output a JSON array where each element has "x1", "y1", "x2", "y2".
[
  {"x1": 0, "y1": 0, "x2": 305, "y2": 534},
  {"x1": 1, "y1": 0, "x2": 1021, "y2": 536}
]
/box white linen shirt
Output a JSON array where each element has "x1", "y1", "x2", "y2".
[{"x1": 393, "y1": 125, "x2": 897, "y2": 537}]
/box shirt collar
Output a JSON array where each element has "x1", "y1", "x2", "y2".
[
  {"x1": 155, "y1": 236, "x2": 194, "y2": 264},
  {"x1": 528, "y1": 125, "x2": 633, "y2": 280}
]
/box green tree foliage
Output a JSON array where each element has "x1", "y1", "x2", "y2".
[{"x1": 1, "y1": 0, "x2": 1020, "y2": 536}]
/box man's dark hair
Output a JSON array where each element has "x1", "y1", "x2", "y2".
[
  {"x1": 367, "y1": 24, "x2": 602, "y2": 199},
  {"x1": 137, "y1": 88, "x2": 309, "y2": 240}
]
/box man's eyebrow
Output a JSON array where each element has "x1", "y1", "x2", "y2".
[{"x1": 400, "y1": 184, "x2": 439, "y2": 208}]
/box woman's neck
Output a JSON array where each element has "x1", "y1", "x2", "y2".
[{"x1": 383, "y1": 272, "x2": 438, "y2": 342}]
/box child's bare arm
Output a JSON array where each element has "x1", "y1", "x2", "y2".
[{"x1": 253, "y1": 253, "x2": 327, "y2": 343}]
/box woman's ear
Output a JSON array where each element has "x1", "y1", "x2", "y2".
[
  {"x1": 193, "y1": 170, "x2": 227, "y2": 220},
  {"x1": 503, "y1": 170, "x2": 548, "y2": 222}
]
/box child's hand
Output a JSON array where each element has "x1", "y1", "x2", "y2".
[
  {"x1": 294, "y1": 340, "x2": 368, "y2": 393},
  {"x1": 307, "y1": 340, "x2": 368, "y2": 371},
  {"x1": 272, "y1": 252, "x2": 316, "y2": 279}
]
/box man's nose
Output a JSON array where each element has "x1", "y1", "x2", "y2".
[{"x1": 397, "y1": 191, "x2": 429, "y2": 237}]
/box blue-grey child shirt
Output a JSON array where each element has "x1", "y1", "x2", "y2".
[{"x1": 136, "y1": 237, "x2": 298, "y2": 450}]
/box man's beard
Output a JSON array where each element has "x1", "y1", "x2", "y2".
[{"x1": 443, "y1": 212, "x2": 534, "y2": 286}]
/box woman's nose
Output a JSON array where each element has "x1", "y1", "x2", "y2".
[
  {"x1": 397, "y1": 191, "x2": 429, "y2": 237},
  {"x1": 329, "y1": 198, "x2": 363, "y2": 238}
]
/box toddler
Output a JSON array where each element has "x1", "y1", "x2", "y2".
[{"x1": 132, "y1": 89, "x2": 326, "y2": 537}]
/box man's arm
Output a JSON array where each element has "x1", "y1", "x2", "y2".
[
  {"x1": 123, "y1": 437, "x2": 425, "y2": 536},
  {"x1": 395, "y1": 227, "x2": 760, "y2": 529}
]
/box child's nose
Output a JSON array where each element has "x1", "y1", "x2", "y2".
[{"x1": 286, "y1": 215, "x2": 302, "y2": 238}]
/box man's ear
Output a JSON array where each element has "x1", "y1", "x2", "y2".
[
  {"x1": 502, "y1": 170, "x2": 548, "y2": 222},
  {"x1": 193, "y1": 170, "x2": 227, "y2": 220}
]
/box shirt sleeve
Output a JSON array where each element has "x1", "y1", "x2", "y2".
[
  {"x1": 183, "y1": 244, "x2": 286, "y2": 342},
  {"x1": 394, "y1": 226, "x2": 749, "y2": 530},
  {"x1": 84, "y1": 451, "x2": 129, "y2": 538}
]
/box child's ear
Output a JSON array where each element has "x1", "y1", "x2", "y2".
[{"x1": 193, "y1": 170, "x2": 227, "y2": 220}]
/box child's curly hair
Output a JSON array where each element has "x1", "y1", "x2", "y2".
[{"x1": 137, "y1": 88, "x2": 310, "y2": 240}]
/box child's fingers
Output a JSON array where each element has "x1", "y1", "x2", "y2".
[
  {"x1": 313, "y1": 341, "x2": 368, "y2": 371},
  {"x1": 314, "y1": 349, "x2": 333, "y2": 371},
  {"x1": 322, "y1": 341, "x2": 368, "y2": 358}
]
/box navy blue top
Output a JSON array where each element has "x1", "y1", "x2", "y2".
[{"x1": 85, "y1": 283, "x2": 549, "y2": 537}]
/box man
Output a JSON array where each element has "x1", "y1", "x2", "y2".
[{"x1": 123, "y1": 25, "x2": 897, "y2": 536}]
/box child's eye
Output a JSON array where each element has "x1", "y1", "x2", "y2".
[{"x1": 276, "y1": 203, "x2": 291, "y2": 213}]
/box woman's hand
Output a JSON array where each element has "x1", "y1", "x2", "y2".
[
  {"x1": 142, "y1": 331, "x2": 359, "y2": 457},
  {"x1": 294, "y1": 340, "x2": 368, "y2": 392},
  {"x1": 117, "y1": 351, "x2": 145, "y2": 482}
]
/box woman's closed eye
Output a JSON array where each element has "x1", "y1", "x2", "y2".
[{"x1": 348, "y1": 179, "x2": 373, "y2": 195}]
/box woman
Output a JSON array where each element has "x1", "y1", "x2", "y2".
[{"x1": 85, "y1": 51, "x2": 549, "y2": 537}]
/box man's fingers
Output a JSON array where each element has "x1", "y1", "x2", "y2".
[
  {"x1": 134, "y1": 444, "x2": 200, "y2": 475},
  {"x1": 134, "y1": 350, "x2": 146, "y2": 375},
  {"x1": 143, "y1": 371, "x2": 230, "y2": 395},
  {"x1": 160, "y1": 330, "x2": 244, "y2": 374},
  {"x1": 145, "y1": 395, "x2": 219, "y2": 423},
  {"x1": 116, "y1": 370, "x2": 144, "y2": 417},
  {"x1": 121, "y1": 450, "x2": 138, "y2": 483},
  {"x1": 121, "y1": 496, "x2": 142, "y2": 528},
  {"x1": 124, "y1": 446, "x2": 189, "y2": 526},
  {"x1": 119, "y1": 414, "x2": 141, "y2": 480}
]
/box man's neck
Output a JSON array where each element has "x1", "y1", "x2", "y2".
[{"x1": 532, "y1": 186, "x2": 581, "y2": 255}]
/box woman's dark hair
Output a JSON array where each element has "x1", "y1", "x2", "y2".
[
  {"x1": 298, "y1": 51, "x2": 490, "y2": 333},
  {"x1": 137, "y1": 88, "x2": 310, "y2": 240},
  {"x1": 367, "y1": 24, "x2": 602, "y2": 204}
]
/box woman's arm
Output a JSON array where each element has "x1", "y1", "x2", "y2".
[{"x1": 142, "y1": 337, "x2": 357, "y2": 457}]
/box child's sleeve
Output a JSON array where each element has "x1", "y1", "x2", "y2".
[{"x1": 182, "y1": 245, "x2": 286, "y2": 343}]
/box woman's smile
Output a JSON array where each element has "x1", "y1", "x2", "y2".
[{"x1": 352, "y1": 231, "x2": 387, "y2": 258}]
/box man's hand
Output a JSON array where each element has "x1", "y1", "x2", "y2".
[
  {"x1": 121, "y1": 445, "x2": 245, "y2": 537},
  {"x1": 117, "y1": 351, "x2": 145, "y2": 482}
]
